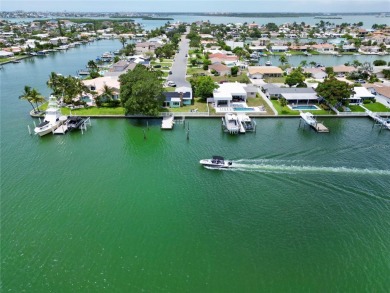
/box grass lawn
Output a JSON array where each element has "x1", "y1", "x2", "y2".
[
  {"x1": 61, "y1": 107, "x2": 125, "y2": 116},
  {"x1": 211, "y1": 75, "x2": 250, "y2": 83},
  {"x1": 167, "y1": 98, "x2": 209, "y2": 113},
  {"x1": 187, "y1": 67, "x2": 207, "y2": 76},
  {"x1": 363, "y1": 102, "x2": 390, "y2": 112},
  {"x1": 247, "y1": 96, "x2": 274, "y2": 115},
  {"x1": 348, "y1": 105, "x2": 366, "y2": 112},
  {"x1": 271, "y1": 100, "x2": 334, "y2": 115},
  {"x1": 264, "y1": 77, "x2": 286, "y2": 83}
]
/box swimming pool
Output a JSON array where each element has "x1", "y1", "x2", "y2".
[
  {"x1": 234, "y1": 107, "x2": 256, "y2": 112},
  {"x1": 291, "y1": 105, "x2": 320, "y2": 110}
]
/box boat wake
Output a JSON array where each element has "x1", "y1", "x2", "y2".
[{"x1": 222, "y1": 159, "x2": 390, "y2": 176}]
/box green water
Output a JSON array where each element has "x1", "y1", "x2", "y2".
[{"x1": 1, "y1": 40, "x2": 390, "y2": 292}]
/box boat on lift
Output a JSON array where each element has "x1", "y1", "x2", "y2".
[{"x1": 34, "y1": 95, "x2": 64, "y2": 136}]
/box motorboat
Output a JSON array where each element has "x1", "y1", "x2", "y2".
[
  {"x1": 66, "y1": 116, "x2": 85, "y2": 131},
  {"x1": 265, "y1": 61, "x2": 272, "y2": 66},
  {"x1": 200, "y1": 156, "x2": 233, "y2": 168},
  {"x1": 237, "y1": 114, "x2": 256, "y2": 133},
  {"x1": 34, "y1": 95, "x2": 64, "y2": 136},
  {"x1": 222, "y1": 113, "x2": 240, "y2": 134},
  {"x1": 300, "y1": 111, "x2": 317, "y2": 127}
]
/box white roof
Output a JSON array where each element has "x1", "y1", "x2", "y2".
[
  {"x1": 171, "y1": 97, "x2": 181, "y2": 102},
  {"x1": 214, "y1": 83, "x2": 247, "y2": 96},
  {"x1": 352, "y1": 87, "x2": 375, "y2": 99},
  {"x1": 282, "y1": 93, "x2": 319, "y2": 101},
  {"x1": 0, "y1": 50, "x2": 14, "y2": 57}
]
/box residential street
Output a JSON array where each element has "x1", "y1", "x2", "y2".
[{"x1": 169, "y1": 35, "x2": 190, "y2": 88}]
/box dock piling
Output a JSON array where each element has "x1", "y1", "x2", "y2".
[{"x1": 27, "y1": 125, "x2": 31, "y2": 135}]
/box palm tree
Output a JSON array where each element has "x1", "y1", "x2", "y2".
[
  {"x1": 309, "y1": 61, "x2": 317, "y2": 68},
  {"x1": 300, "y1": 60, "x2": 308, "y2": 68},
  {"x1": 119, "y1": 36, "x2": 127, "y2": 48},
  {"x1": 29, "y1": 88, "x2": 46, "y2": 112},
  {"x1": 100, "y1": 84, "x2": 114, "y2": 102},
  {"x1": 19, "y1": 85, "x2": 36, "y2": 112},
  {"x1": 87, "y1": 60, "x2": 98, "y2": 70},
  {"x1": 279, "y1": 55, "x2": 288, "y2": 65}
]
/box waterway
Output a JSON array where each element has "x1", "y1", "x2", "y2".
[{"x1": 1, "y1": 39, "x2": 390, "y2": 292}]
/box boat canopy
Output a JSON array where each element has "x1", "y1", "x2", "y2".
[{"x1": 212, "y1": 156, "x2": 225, "y2": 161}]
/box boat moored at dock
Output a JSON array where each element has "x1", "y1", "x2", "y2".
[
  {"x1": 237, "y1": 114, "x2": 256, "y2": 133},
  {"x1": 222, "y1": 113, "x2": 240, "y2": 134},
  {"x1": 299, "y1": 111, "x2": 329, "y2": 133},
  {"x1": 34, "y1": 95, "x2": 65, "y2": 136}
]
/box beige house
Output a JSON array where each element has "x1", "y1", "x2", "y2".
[
  {"x1": 248, "y1": 66, "x2": 283, "y2": 79},
  {"x1": 209, "y1": 63, "x2": 230, "y2": 76}
]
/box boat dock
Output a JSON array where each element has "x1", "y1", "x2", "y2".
[
  {"x1": 53, "y1": 117, "x2": 91, "y2": 135},
  {"x1": 367, "y1": 111, "x2": 390, "y2": 131},
  {"x1": 299, "y1": 112, "x2": 329, "y2": 133},
  {"x1": 161, "y1": 115, "x2": 174, "y2": 130}
]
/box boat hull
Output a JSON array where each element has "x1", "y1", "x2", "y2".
[{"x1": 199, "y1": 159, "x2": 233, "y2": 169}]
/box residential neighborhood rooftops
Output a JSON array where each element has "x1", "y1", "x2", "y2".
[{"x1": 248, "y1": 66, "x2": 284, "y2": 75}]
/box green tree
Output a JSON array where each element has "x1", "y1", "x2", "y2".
[
  {"x1": 119, "y1": 36, "x2": 127, "y2": 48},
  {"x1": 119, "y1": 64, "x2": 164, "y2": 116},
  {"x1": 279, "y1": 97, "x2": 287, "y2": 107},
  {"x1": 279, "y1": 55, "x2": 288, "y2": 65},
  {"x1": 190, "y1": 76, "x2": 219, "y2": 100},
  {"x1": 231, "y1": 66, "x2": 239, "y2": 77},
  {"x1": 19, "y1": 85, "x2": 36, "y2": 112},
  {"x1": 325, "y1": 67, "x2": 334, "y2": 76},
  {"x1": 87, "y1": 60, "x2": 98, "y2": 70},
  {"x1": 285, "y1": 68, "x2": 305, "y2": 87},
  {"x1": 315, "y1": 77, "x2": 354, "y2": 106},
  {"x1": 373, "y1": 59, "x2": 386, "y2": 66},
  {"x1": 29, "y1": 88, "x2": 46, "y2": 112},
  {"x1": 300, "y1": 60, "x2": 308, "y2": 67}
]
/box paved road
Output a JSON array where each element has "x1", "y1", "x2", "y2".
[{"x1": 169, "y1": 35, "x2": 190, "y2": 88}]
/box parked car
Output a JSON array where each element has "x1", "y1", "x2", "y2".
[
  {"x1": 356, "y1": 79, "x2": 366, "y2": 84},
  {"x1": 153, "y1": 64, "x2": 161, "y2": 68},
  {"x1": 169, "y1": 71, "x2": 172, "y2": 74},
  {"x1": 167, "y1": 81, "x2": 176, "y2": 87}
]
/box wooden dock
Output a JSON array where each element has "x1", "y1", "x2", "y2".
[
  {"x1": 313, "y1": 122, "x2": 329, "y2": 133},
  {"x1": 367, "y1": 111, "x2": 390, "y2": 131}
]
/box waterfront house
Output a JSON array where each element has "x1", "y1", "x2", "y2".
[
  {"x1": 0, "y1": 50, "x2": 14, "y2": 58},
  {"x1": 163, "y1": 88, "x2": 192, "y2": 108},
  {"x1": 310, "y1": 44, "x2": 336, "y2": 54},
  {"x1": 213, "y1": 83, "x2": 248, "y2": 107},
  {"x1": 332, "y1": 65, "x2": 357, "y2": 75},
  {"x1": 271, "y1": 45, "x2": 289, "y2": 52},
  {"x1": 82, "y1": 77, "x2": 120, "y2": 101},
  {"x1": 349, "y1": 87, "x2": 376, "y2": 104},
  {"x1": 289, "y1": 45, "x2": 308, "y2": 52},
  {"x1": 225, "y1": 41, "x2": 244, "y2": 49},
  {"x1": 263, "y1": 86, "x2": 320, "y2": 105},
  {"x1": 248, "y1": 66, "x2": 283, "y2": 79}
]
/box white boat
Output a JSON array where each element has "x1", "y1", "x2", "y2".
[
  {"x1": 161, "y1": 115, "x2": 174, "y2": 130},
  {"x1": 237, "y1": 114, "x2": 256, "y2": 133},
  {"x1": 34, "y1": 95, "x2": 63, "y2": 136},
  {"x1": 223, "y1": 113, "x2": 240, "y2": 134},
  {"x1": 300, "y1": 111, "x2": 317, "y2": 127},
  {"x1": 265, "y1": 61, "x2": 272, "y2": 66},
  {"x1": 200, "y1": 156, "x2": 233, "y2": 168}
]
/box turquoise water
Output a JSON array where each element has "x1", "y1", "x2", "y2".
[
  {"x1": 234, "y1": 107, "x2": 255, "y2": 111},
  {"x1": 1, "y1": 38, "x2": 390, "y2": 292},
  {"x1": 292, "y1": 105, "x2": 319, "y2": 110}
]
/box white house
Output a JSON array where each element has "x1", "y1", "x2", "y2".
[
  {"x1": 349, "y1": 87, "x2": 375, "y2": 104},
  {"x1": 213, "y1": 83, "x2": 248, "y2": 107}
]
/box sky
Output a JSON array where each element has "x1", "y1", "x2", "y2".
[{"x1": 1, "y1": 0, "x2": 389, "y2": 13}]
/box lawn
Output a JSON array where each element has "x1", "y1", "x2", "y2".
[
  {"x1": 211, "y1": 74, "x2": 250, "y2": 84},
  {"x1": 61, "y1": 106, "x2": 125, "y2": 116},
  {"x1": 271, "y1": 100, "x2": 334, "y2": 115},
  {"x1": 247, "y1": 96, "x2": 274, "y2": 115},
  {"x1": 363, "y1": 102, "x2": 390, "y2": 112},
  {"x1": 347, "y1": 105, "x2": 366, "y2": 112},
  {"x1": 187, "y1": 67, "x2": 207, "y2": 76},
  {"x1": 167, "y1": 98, "x2": 209, "y2": 113}
]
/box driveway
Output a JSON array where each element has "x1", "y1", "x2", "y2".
[{"x1": 169, "y1": 35, "x2": 190, "y2": 88}]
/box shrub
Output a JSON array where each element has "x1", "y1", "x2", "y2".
[
  {"x1": 363, "y1": 99, "x2": 372, "y2": 104},
  {"x1": 373, "y1": 60, "x2": 387, "y2": 66}
]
